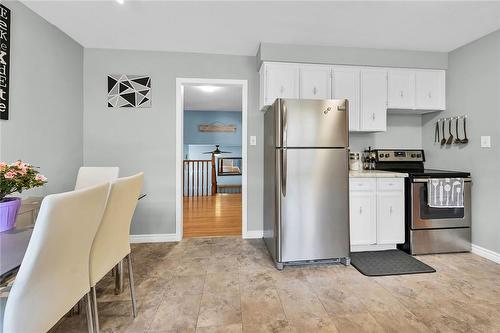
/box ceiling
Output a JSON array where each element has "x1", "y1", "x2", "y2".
[
  {"x1": 21, "y1": 1, "x2": 500, "y2": 55},
  {"x1": 183, "y1": 85, "x2": 242, "y2": 112}
]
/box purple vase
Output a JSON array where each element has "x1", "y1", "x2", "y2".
[{"x1": 0, "y1": 197, "x2": 21, "y2": 232}]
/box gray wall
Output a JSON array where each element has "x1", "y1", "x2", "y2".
[
  {"x1": 83, "y1": 49, "x2": 261, "y2": 234},
  {"x1": 84, "y1": 44, "x2": 446, "y2": 235},
  {"x1": 258, "y1": 43, "x2": 448, "y2": 70},
  {"x1": 0, "y1": 1, "x2": 83, "y2": 196},
  {"x1": 350, "y1": 114, "x2": 422, "y2": 152},
  {"x1": 422, "y1": 30, "x2": 500, "y2": 253}
]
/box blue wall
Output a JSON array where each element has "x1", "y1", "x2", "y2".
[
  {"x1": 184, "y1": 111, "x2": 242, "y2": 145},
  {"x1": 184, "y1": 111, "x2": 242, "y2": 186}
]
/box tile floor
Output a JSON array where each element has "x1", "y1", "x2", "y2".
[{"x1": 53, "y1": 237, "x2": 500, "y2": 333}]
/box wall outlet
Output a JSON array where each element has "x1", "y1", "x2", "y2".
[
  {"x1": 250, "y1": 136, "x2": 257, "y2": 146},
  {"x1": 480, "y1": 136, "x2": 491, "y2": 148}
]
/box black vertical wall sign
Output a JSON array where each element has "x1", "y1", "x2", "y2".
[{"x1": 0, "y1": 4, "x2": 9, "y2": 120}]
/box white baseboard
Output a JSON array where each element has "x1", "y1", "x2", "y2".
[
  {"x1": 244, "y1": 230, "x2": 263, "y2": 239},
  {"x1": 130, "y1": 233, "x2": 180, "y2": 243},
  {"x1": 471, "y1": 244, "x2": 500, "y2": 264}
]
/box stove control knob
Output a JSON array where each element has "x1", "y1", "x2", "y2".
[
  {"x1": 417, "y1": 154, "x2": 422, "y2": 158},
  {"x1": 385, "y1": 154, "x2": 390, "y2": 158},
  {"x1": 411, "y1": 154, "x2": 416, "y2": 158},
  {"x1": 379, "y1": 154, "x2": 384, "y2": 158}
]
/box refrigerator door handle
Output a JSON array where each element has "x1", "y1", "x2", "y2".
[
  {"x1": 282, "y1": 100, "x2": 287, "y2": 148},
  {"x1": 282, "y1": 149, "x2": 287, "y2": 197}
]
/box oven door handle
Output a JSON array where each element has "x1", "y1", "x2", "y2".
[{"x1": 412, "y1": 178, "x2": 472, "y2": 183}]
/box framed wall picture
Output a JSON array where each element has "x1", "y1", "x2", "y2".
[
  {"x1": 107, "y1": 74, "x2": 151, "y2": 108},
  {"x1": 218, "y1": 157, "x2": 242, "y2": 176},
  {"x1": 0, "y1": 4, "x2": 11, "y2": 120}
]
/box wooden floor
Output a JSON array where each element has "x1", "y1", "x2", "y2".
[{"x1": 183, "y1": 193, "x2": 242, "y2": 238}]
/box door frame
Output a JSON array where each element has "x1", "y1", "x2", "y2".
[{"x1": 175, "y1": 78, "x2": 248, "y2": 240}]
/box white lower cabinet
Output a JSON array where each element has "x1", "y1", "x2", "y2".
[
  {"x1": 349, "y1": 180, "x2": 377, "y2": 245},
  {"x1": 376, "y1": 191, "x2": 405, "y2": 244},
  {"x1": 350, "y1": 177, "x2": 405, "y2": 251}
]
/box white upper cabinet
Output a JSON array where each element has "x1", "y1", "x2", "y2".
[
  {"x1": 299, "y1": 65, "x2": 332, "y2": 100},
  {"x1": 360, "y1": 68, "x2": 387, "y2": 132},
  {"x1": 259, "y1": 62, "x2": 299, "y2": 109},
  {"x1": 388, "y1": 69, "x2": 415, "y2": 109},
  {"x1": 259, "y1": 61, "x2": 446, "y2": 128},
  {"x1": 332, "y1": 66, "x2": 360, "y2": 131},
  {"x1": 415, "y1": 70, "x2": 445, "y2": 110}
]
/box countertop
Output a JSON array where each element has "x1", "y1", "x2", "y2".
[{"x1": 349, "y1": 170, "x2": 408, "y2": 178}]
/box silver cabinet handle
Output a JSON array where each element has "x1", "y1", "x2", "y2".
[
  {"x1": 282, "y1": 149, "x2": 287, "y2": 197},
  {"x1": 372, "y1": 113, "x2": 376, "y2": 120},
  {"x1": 359, "y1": 206, "x2": 363, "y2": 214},
  {"x1": 313, "y1": 87, "x2": 317, "y2": 95},
  {"x1": 390, "y1": 206, "x2": 393, "y2": 214},
  {"x1": 400, "y1": 91, "x2": 404, "y2": 97},
  {"x1": 428, "y1": 92, "x2": 432, "y2": 99}
]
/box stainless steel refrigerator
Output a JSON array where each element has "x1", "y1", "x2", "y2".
[{"x1": 263, "y1": 99, "x2": 350, "y2": 270}]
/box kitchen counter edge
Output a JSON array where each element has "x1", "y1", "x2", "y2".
[{"x1": 349, "y1": 170, "x2": 408, "y2": 178}]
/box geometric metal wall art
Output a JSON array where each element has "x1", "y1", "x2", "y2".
[{"x1": 107, "y1": 74, "x2": 151, "y2": 108}]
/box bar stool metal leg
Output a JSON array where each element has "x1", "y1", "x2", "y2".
[
  {"x1": 127, "y1": 253, "x2": 137, "y2": 317},
  {"x1": 91, "y1": 286, "x2": 100, "y2": 333},
  {"x1": 85, "y1": 292, "x2": 94, "y2": 333},
  {"x1": 114, "y1": 260, "x2": 124, "y2": 295}
]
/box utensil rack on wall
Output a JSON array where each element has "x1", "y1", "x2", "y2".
[
  {"x1": 437, "y1": 115, "x2": 467, "y2": 122},
  {"x1": 435, "y1": 115, "x2": 469, "y2": 146}
]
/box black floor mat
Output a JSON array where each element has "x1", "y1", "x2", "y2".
[{"x1": 351, "y1": 249, "x2": 436, "y2": 276}]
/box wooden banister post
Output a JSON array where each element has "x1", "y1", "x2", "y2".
[{"x1": 211, "y1": 153, "x2": 217, "y2": 195}]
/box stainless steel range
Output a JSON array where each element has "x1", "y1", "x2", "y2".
[{"x1": 370, "y1": 149, "x2": 471, "y2": 255}]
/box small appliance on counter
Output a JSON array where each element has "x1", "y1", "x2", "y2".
[
  {"x1": 367, "y1": 148, "x2": 472, "y2": 255},
  {"x1": 264, "y1": 99, "x2": 350, "y2": 270},
  {"x1": 362, "y1": 146, "x2": 377, "y2": 170},
  {"x1": 349, "y1": 152, "x2": 361, "y2": 171}
]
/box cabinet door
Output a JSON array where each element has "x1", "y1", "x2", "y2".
[
  {"x1": 264, "y1": 63, "x2": 299, "y2": 106},
  {"x1": 299, "y1": 65, "x2": 331, "y2": 100},
  {"x1": 360, "y1": 69, "x2": 387, "y2": 131},
  {"x1": 332, "y1": 67, "x2": 360, "y2": 131},
  {"x1": 377, "y1": 191, "x2": 405, "y2": 244},
  {"x1": 415, "y1": 70, "x2": 445, "y2": 110},
  {"x1": 350, "y1": 189, "x2": 377, "y2": 245},
  {"x1": 388, "y1": 70, "x2": 415, "y2": 109}
]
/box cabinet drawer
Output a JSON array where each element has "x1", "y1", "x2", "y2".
[
  {"x1": 350, "y1": 178, "x2": 376, "y2": 191},
  {"x1": 377, "y1": 178, "x2": 404, "y2": 191}
]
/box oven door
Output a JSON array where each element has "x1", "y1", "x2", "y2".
[{"x1": 411, "y1": 178, "x2": 471, "y2": 229}]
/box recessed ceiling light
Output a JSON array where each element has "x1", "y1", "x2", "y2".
[
  {"x1": 197, "y1": 85, "x2": 222, "y2": 93},
  {"x1": 116, "y1": 0, "x2": 124, "y2": 4}
]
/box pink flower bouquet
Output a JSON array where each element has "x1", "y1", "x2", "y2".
[{"x1": 0, "y1": 161, "x2": 47, "y2": 201}]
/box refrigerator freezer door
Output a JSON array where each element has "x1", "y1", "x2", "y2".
[
  {"x1": 280, "y1": 148, "x2": 350, "y2": 262},
  {"x1": 280, "y1": 99, "x2": 348, "y2": 148}
]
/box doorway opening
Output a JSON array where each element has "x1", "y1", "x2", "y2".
[{"x1": 176, "y1": 79, "x2": 248, "y2": 239}]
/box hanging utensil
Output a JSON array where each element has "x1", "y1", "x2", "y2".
[
  {"x1": 440, "y1": 120, "x2": 446, "y2": 146},
  {"x1": 454, "y1": 117, "x2": 462, "y2": 144},
  {"x1": 434, "y1": 121, "x2": 440, "y2": 143},
  {"x1": 461, "y1": 116, "x2": 469, "y2": 144},
  {"x1": 446, "y1": 118, "x2": 454, "y2": 145}
]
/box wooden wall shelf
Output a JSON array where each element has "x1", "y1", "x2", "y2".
[{"x1": 199, "y1": 124, "x2": 237, "y2": 132}]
